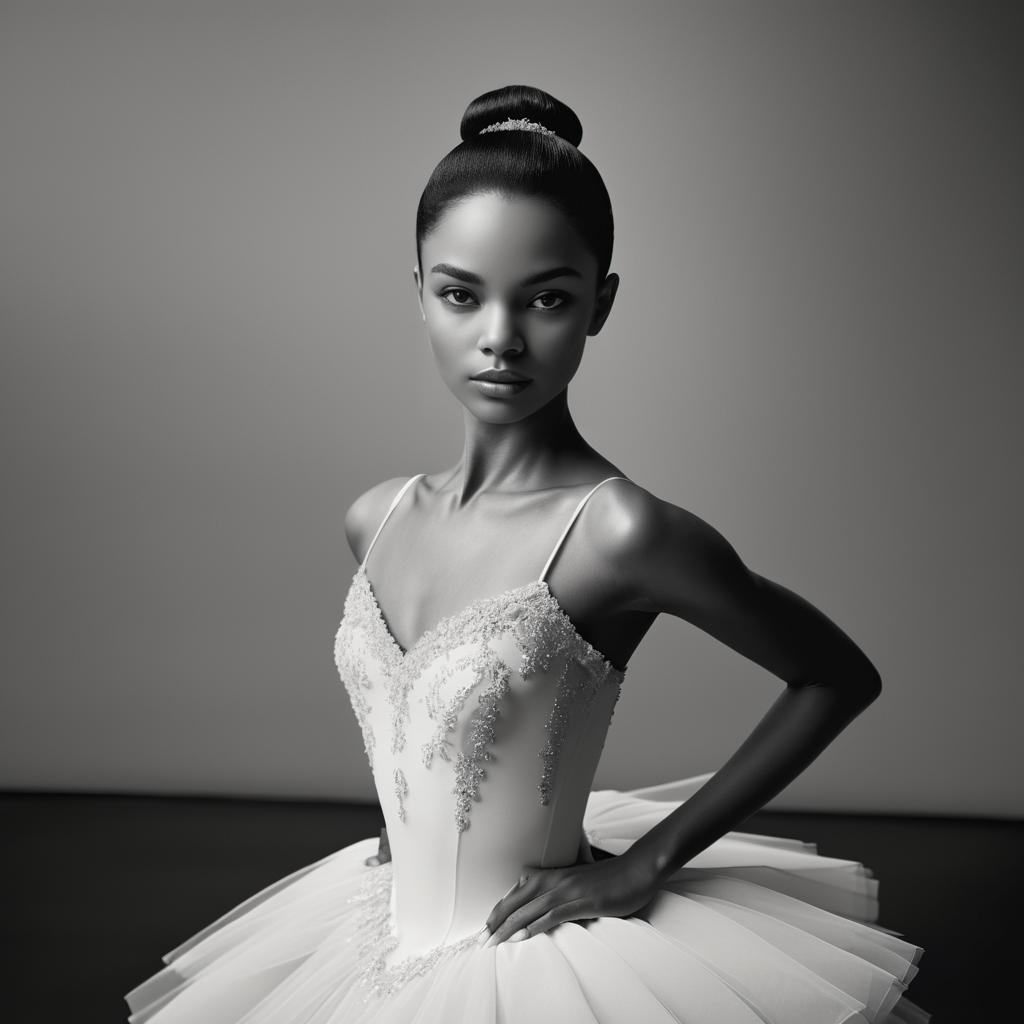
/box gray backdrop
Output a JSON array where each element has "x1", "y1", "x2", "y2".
[{"x1": 3, "y1": 1, "x2": 1021, "y2": 817}]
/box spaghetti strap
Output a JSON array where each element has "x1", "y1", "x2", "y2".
[
  {"x1": 360, "y1": 474, "x2": 426, "y2": 570},
  {"x1": 537, "y1": 476, "x2": 630, "y2": 584}
]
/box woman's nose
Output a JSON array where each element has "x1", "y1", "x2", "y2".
[{"x1": 477, "y1": 306, "x2": 523, "y2": 358}]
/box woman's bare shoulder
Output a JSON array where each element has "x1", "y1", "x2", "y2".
[
  {"x1": 343, "y1": 475, "x2": 419, "y2": 564},
  {"x1": 587, "y1": 477, "x2": 712, "y2": 551},
  {"x1": 587, "y1": 478, "x2": 750, "y2": 612}
]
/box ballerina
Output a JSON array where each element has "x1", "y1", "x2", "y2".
[{"x1": 125, "y1": 83, "x2": 929, "y2": 1023}]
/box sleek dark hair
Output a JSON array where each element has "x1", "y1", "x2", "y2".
[{"x1": 415, "y1": 84, "x2": 614, "y2": 286}]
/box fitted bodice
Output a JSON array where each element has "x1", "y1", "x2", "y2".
[{"x1": 333, "y1": 475, "x2": 629, "y2": 967}]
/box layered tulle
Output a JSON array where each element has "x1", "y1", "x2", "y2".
[{"x1": 125, "y1": 776, "x2": 929, "y2": 1023}]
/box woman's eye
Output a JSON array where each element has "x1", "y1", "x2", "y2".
[
  {"x1": 438, "y1": 289, "x2": 569, "y2": 311},
  {"x1": 440, "y1": 288, "x2": 476, "y2": 307},
  {"x1": 531, "y1": 292, "x2": 568, "y2": 310}
]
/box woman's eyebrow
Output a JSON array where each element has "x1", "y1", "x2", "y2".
[
  {"x1": 430, "y1": 263, "x2": 582, "y2": 286},
  {"x1": 430, "y1": 263, "x2": 483, "y2": 284},
  {"x1": 521, "y1": 266, "x2": 582, "y2": 286}
]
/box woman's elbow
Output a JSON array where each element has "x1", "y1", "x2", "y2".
[{"x1": 856, "y1": 668, "x2": 883, "y2": 705}]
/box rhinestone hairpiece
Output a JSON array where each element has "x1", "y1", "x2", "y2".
[{"x1": 479, "y1": 117, "x2": 557, "y2": 137}]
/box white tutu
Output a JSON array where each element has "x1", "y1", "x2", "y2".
[{"x1": 124, "y1": 775, "x2": 929, "y2": 1023}]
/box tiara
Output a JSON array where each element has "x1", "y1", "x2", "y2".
[{"x1": 479, "y1": 117, "x2": 557, "y2": 137}]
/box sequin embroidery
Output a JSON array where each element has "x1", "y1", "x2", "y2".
[
  {"x1": 421, "y1": 664, "x2": 483, "y2": 769},
  {"x1": 349, "y1": 863, "x2": 482, "y2": 1000},
  {"x1": 334, "y1": 593, "x2": 379, "y2": 770},
  {"x1": 334, "y1": 567, "x2": 626, "y2": 830},
  {"x1": 538, "y1": 657, "x2": 616, "y2": 805},
  {"x1": 452, "y1": 660, "x2": 512, "y2": 832},
  {"x1": 393, "y1": 767, "x2": 408, "y2": 823}
]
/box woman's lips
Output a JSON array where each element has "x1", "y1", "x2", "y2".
[
  {"x1": 470, "y1": 378, "x2": 533, "y2": 397},
  {"x1": 470, "y1": 370, "x2": 532, "y2": 383}
]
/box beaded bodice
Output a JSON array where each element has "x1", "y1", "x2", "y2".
[{"x1": 333, "y1": 474, "x2": 629, "y2": 991}]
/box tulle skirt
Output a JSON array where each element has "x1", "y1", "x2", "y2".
[{"x1": 124, "y1": 775, "x2": 929, "y2": 1023}]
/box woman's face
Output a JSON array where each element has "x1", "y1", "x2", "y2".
[{"x1": 414, "y1": 191, "x2": 619, "y2": 423}]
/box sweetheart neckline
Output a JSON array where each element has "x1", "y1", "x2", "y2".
[{"x1": 350, "y1": 565, "x2": 626, "y2": 676}]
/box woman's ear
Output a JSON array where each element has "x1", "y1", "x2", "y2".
[
  {"x1": 413, "y1": 264, "x2": 426, "y2": 322},
  {"x1": 587, "y1": 272, "x2": 619, "y2": 336}
]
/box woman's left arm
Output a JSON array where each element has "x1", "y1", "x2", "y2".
[{"x1": 483, "y1": 489, "x2": 882, "y2": 946}]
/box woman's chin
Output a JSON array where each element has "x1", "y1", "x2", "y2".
[
  {"x1": 454, "y1": 388, "x2": 545, "y2": 422},
  {"x1": 466, "y1": 404, "x2": 535, "y2": 425}
]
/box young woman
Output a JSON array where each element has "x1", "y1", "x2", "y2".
[{"x1": 126, "y1": 84, "x2": 930, "y2": 1023}]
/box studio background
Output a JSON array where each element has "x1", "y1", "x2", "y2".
[{"x1": 3, "y1": 0, "x2": 1020, "y2": 818}]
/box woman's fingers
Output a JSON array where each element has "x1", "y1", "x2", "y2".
[
  {"x1": 483, "y1": 872, "x2": 539, "y2": 935},
  {"x1": 482, "y1": 889, "x2": 550, "y2": 947},
  {"x1": 478, "y1": 855, "x2": 659, "y2": 948},
  {"x1": 511, "y1": 898, "x2": 588, "y2": 941},
  {"x1": 484, "y1": 889, "x2": 587, "y2": 947}
]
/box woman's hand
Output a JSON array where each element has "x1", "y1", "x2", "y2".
[
  {"x1": 480, "y1": 847, "x2": 662, "y2": 948},
  {"x1": 364, "y1": 826, "x2": 391, "y2": 867}
]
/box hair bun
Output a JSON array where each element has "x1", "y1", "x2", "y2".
[{"x1": 460, "y1": 84, "x2": 583, "y2": 147}]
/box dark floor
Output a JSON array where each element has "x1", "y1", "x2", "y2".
[{"x1": 4, "y1": 793, "x2": 1020, "y2": 1022}]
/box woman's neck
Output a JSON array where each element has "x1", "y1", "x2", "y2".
[{"x1": 450, "y1": 390, "x2": 594, "y2": 505}]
